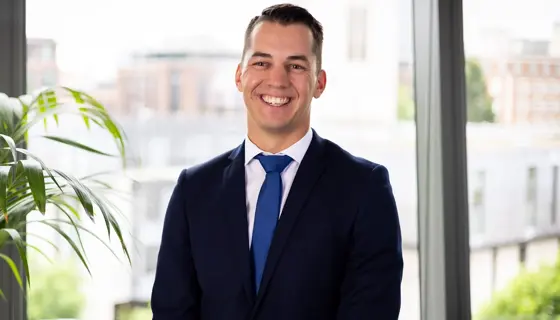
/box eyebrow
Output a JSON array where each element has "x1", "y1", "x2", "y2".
[{"x1": 251, "y1": 51, "x2": 310, "y2": 63}]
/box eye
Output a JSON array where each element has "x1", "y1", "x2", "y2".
[
  {"x1": 290, "y1": 64, "x2": 305, "y2": 70},
  {"x1": 253, "y1": 61, "x2": 268, "y2": 68}
]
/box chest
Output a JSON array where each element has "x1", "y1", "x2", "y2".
[{"x1": 244, "y1": 160, "x2": 299, "y2": 204}]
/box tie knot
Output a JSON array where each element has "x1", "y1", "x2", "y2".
[{"x1": 256, "y1": 154, "x2": 293, "y2": 173}]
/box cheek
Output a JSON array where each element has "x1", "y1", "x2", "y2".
[
  {"x1": 242, "y1": 73, "x2": 263, "y2": 94},
  {"x1": 292, "y1": 76, "x2": 315, "y2": 98}
]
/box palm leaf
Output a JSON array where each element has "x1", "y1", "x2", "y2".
[
  {"x1": 42, "y1": 135, "x2": 116, "y2": 157},
  {"x1": 11, "y1": 160, "x2": 46, "y2": 214},
  {"x1": 51, "y1": 170, "x2": 95, "y2": 218},
  {"x1": 13, "y1": 147, "x2": 63, "y2": 192},
  {"x1": 0, "y1": 228, "x2": 30, "y2": 285},
  {"x1": 11, "y1": 87, "x2": 128, "y2": 166},
  {"x1": 0, "y1": 94, "x2": 21, "y2": 140},
  {"x1": 0, "y1": 166, "x2": 10, "y2": 221},
  {"x1": 1, "y1": 166, "x2": 131, "y2": 285},
  {"x1": 0, "y1": 253, "x2": 22, "y2": 290},
  {"x1": 21, "y1": 232, "x2": 59, "y2": 252},
  {"x1": 36, "y1": 220, "x2": 92, "y2": 276},
  {"x1": 38, "y1": 218, "x2": 123, "y2": 263},
  {"x1": 51, "y1": 201, "x2": 88, "y2": 262},
  {"x1": 24, "y1": 242, "x2": 54, "y2": 264},
  {"x1": 0, "y1": 86, "x2": 132, "y2": 296},
  {"x1": 0, "y1": 134, "x2": 17, "y2": 164}
]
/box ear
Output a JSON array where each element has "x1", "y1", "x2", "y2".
[
  {"x1": 235, "y1": 64, "x2": 243, "y2": 92},
  {"x1": 313, "y1": 69, "x2": 327, "y2": 99}
]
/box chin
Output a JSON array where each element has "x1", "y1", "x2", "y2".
[
  {"x1": 256, "y1": 121, "x2": 295, "y2": 134},
  {"x1": 261, "y1": 123, "x2": 291, "y2": 133}
]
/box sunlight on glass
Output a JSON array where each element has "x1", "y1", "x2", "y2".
[
  {"x1": 25, "y1": 0, "x2": 419, "y2": 319},
  {"x1": 463, "y1": 0, "x2": 560, "y2": 319}
]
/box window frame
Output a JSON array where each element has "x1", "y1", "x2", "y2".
[
  {"x1": 412, "y1": 0, "x2": 472, "y2": 318},
  {"x1": 2, "y1": 0, "x2": 474, "y2": 318},
  {"x1": 0, "y1": 0, "x2": 28, "y2": 319}
]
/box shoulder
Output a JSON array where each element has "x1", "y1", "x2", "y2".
[
  {"x1": 176, "y1": 146, "x2": 237, "y2": 185},
  {"x1": 321, "y1": 137, "x2": 390, "y2": 182}
]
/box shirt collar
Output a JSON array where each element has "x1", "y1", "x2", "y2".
[{"x1": 244, "y1": 128, "x2": 313, "y2": 166}]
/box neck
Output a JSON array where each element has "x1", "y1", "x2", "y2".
[{"x1": 248, "y1": 126, "x2": 309, "y2": 154}]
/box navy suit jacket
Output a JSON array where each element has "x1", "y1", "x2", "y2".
[{"x1": 151, "y1": 130, "x2": 403, "y2": 320}]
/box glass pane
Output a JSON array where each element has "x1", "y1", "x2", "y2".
[
  {"x1": 25, "y1": 0, "x2": 419, "y2": 319},
  {"x1": 463, "y1": 0, "x2": 560, "y2": 318}
]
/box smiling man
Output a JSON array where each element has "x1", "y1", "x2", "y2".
[{"x1": 151, "y1": 3, "x2": 403, "y2": 320}]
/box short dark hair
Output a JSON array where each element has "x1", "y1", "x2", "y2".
[{"x1": 242, "y1": 3, "x2": 324, "y2": 71}]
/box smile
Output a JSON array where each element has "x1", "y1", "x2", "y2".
[{"x1": 260, "y1": 95, "x2": 292, "y2": 107}]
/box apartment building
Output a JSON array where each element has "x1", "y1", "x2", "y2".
[
  {"x1": 476, "y1": 24, "x2": 560, "y2": 124},
  {"x1": 27, "y1": 38, "x2": 58, "y2": 92}
]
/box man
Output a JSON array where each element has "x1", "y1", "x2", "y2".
[{"x1": 151, "y1": 3, "x2": 403, "y2": 320}]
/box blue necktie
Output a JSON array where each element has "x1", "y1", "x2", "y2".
[{"x1": 251, "y1": 154, "x2": 293, "y2": 293}]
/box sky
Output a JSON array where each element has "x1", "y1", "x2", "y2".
[{"x1": 26, "y1": 0, "x2": 560, "y2": 86}]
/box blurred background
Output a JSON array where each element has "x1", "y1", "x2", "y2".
[{"x1": 3, "y1": 0, "x2": 560, "y2": 319}]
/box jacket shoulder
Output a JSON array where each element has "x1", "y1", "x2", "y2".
[
  {"x1": 178, "y1": 147, "x2": 237, "y2": 184},
  {"x1": 322, "y1": 138, "x2": 387, "y2": 176}
]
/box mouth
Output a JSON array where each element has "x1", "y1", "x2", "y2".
[{"x1": 260, "y1": 95, "x2": 292, "y2": 107}]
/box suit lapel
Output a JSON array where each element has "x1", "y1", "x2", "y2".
[
  {"x1": 222, "y1": 143, "x2": 256, "y2": 304},
  {"x1": 252, "y1": 131, "x2": 328, "y2": 313}
]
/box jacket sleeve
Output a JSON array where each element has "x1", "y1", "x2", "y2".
[
  {"x1": 151, "y1": 169, "x2": 201, "y2": 320},
  {"x1": 336, "y1": 164, "x2": 404, "y2": 320}
]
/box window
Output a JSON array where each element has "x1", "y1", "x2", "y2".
[
  {"x1": 529, "y1": 63, "x2": 538, "y2": 76},
  {"x1": 145, "y1": 245, "x2": 159, "y2": 274},
  {"x1": 145, "y1": 137, "x2": 170, "y2": 168},
  {"x1": 142, "y1": 185, "x2": 161, "y2": 221},
  {"x1": 519, "y1": 242, "x2": 527, "y2": 265},
  {"x1": 470, "y1": 170, "x2": 486, "y2": 235},
  {"x1": 41, "y1": 45, "x2": 53, "y2": 62},
  {"x1": 464, "y1": 0, "x2": 560, "y2": 317},
  {"x1": 517, "y1": 79, "x2": 530, "y2": 94},
  {"x1": 24, "y1": 1, "x2": 419, "y2": 319},
  {"x1": 527, "y1": 166, "x2": 538, "y2": 227},
  {"x1": 513, "y1": 63, "x2": 522, "y2": 75},
  {"x1": 41, "y1": 70, "x2": 57, "y2": 87},
  {"x1": 169, "y1": 68, "x2": 181, "y2": 112},
  {"x1": 159, "y1": 186, "x2": 173, "y2": 218},
  {"x1": 347, "y1": 5, "x2": 367, "y2": 61},
  {"x1": 552, "y1": 165, "x2": 558, "y2": 224},
  {"x1": 542, "y1": 63, "x2": 550, "y2": 77}
]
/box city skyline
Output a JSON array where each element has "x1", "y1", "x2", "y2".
[
  {"x1": 27, "y1": 0, "x2": 560, "y2": 87},
  {"x1": 18, "y1": 1, "x2": 560, "y2": 319}
]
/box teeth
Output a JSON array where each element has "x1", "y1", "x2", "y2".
[{"x1": 262, "y1": 95, "x2": 290, "y2": 106}]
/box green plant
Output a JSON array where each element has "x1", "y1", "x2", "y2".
[
  {"x1": 0, "y1": 87, "x2": 130, "y2": 297},
  {"x1": 465, "y1": 58, "x2": 495, "y2": 123},
  {"x1": 396, "y1": 59, "x2": 495, "y2": 123},
  {"x1": 477, "y1": 252, "x2": 560, "y2": 319},
  {"x1": 397, "y1": 85, "x2": 415, "y2": 121},
  {"x1": 116, "y1": 304, "x2": 152, "y2": 320},
  {"x1": 27, "y1": 256, "x2": 85, "y2": 320}
]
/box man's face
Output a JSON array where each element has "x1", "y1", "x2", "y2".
[{"x1": 235, "y1": 21, "x2": 326, "y2": 136}]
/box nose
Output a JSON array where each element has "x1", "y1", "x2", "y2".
[{"x1": 267, "y1": 65, "x2": 290, "y2": 88}]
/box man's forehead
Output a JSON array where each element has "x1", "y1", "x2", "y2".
[
  {"x1": 248, "y1": 22, "x2": 315, "y2": 58},
  {"x1": 247, "y1": 50, "x2": 313, "y2": 62}
]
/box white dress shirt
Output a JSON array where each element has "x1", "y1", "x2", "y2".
[{"x1": 244, "y1": 128, "x2": 313, "y2": 246}]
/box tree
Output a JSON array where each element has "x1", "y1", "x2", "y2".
[
  {"x1": 396, "y1": 58, "x2": 495, "y2": 123},
  {"x1": 397, "y1": 85, "x2": 415, "y2": 121},
  {"x1": 476, "y1": 253, "x2": 560, "y2": 319},
  {"x1": 27, "y1": 258, "x2": 85, "y2": 320},
  {"x1": 465, "y1": 58, "x2": 495, "y2": 123}
]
